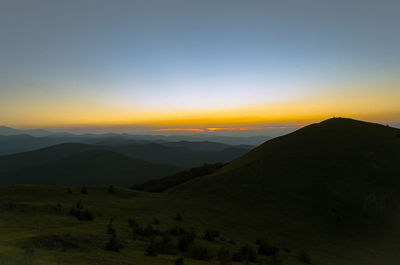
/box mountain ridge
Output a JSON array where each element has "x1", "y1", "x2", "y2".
[{"x1": 173, "y1": 118, "x2": 400, "y2": 224}]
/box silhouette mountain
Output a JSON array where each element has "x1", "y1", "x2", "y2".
[
  {"x1": 0, "y1": 126, "x2": 58, "y2": 137},
  {"x1": 0, "y1": 125, "x2": 265, "y2": 155},
  {"x1": 0, "y1": 141, "x2": 251, "y2": 171},
  {"x1": 174, "y1": 118, "x2": 400, "y2": 224},
  {"x1": 0, "y1": 150, "x2": 180, "y2": 187},
  {"x1": 110, "y1": 143, "x2": 250, "y2": 167}
]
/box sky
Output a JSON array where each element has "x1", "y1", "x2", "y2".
[{"x1": 0, "y1": 0, "x2": 399, "y2": 135}]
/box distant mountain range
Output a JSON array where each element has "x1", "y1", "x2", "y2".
[
  {"x1": 0, "y1": 125, "x2": 271, "y2": 155},
  {"x1": 0, "y1": 140, "x2": 252, "y2": 186},
  {"x1": 0, "y1": 126, "x2": 71, "y2": 137},
  {"x1": 0, "y1": 149, "x2": 180, "y2": 187}
]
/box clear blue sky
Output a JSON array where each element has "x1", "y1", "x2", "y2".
[{"x1": 0, "y1": 0, "x2": 399, "y2": 134}]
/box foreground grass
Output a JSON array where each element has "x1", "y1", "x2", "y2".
[{"x1": 0, "y1": 185, "x2": 399, "y2": 265}]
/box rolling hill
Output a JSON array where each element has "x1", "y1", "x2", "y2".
[
  {"x1": 174, "y1": 118, "x2": 400, "y2": 225},
  {"x1": 0, "y1": 125, "x2": 262, "y2": 156},
  {"x1": 0, "y1": 141, "x2": 251, "y2": 173},
  {"x1": 0, "y1": 150, "x2": 180, "y2": 187},
  {"x1": 110, "y1": 143, "x2": 250, "y2": 168},
  {"x1": 0, "y1": 118, "x2": 399, "y2": 265}
]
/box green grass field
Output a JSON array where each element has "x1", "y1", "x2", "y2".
[{"x1": 0, "y1": 185, "x2": 399, "y2": 265}]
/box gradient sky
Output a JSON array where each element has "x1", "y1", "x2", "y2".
[{"x1": 0, "y1": 0, "x2": 399, "y2": 135}]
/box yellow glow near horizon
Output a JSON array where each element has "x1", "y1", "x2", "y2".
[{"x1": 2, "y1": 79, "x2": 399, "y2": 130}]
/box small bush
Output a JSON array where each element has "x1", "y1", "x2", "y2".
[
  {"x1": 146, "y1": 239, "x2": 160, "y2": 256},
  {"x1": 33, "y1": 234, "x2": 78, "y2": 251},
  {"x1": 105, "y1": 232, "x2": 123, "y2": 252},
  {"x1": 152, "y1": 218, "x2": 160, "y2": 225},
  {"x1": 190, "y1": 245, "x2": 213, "y2": 260},
  {"x1": 175, "y1": 213, "x2": 183, "y2": 221},
  {"x1": 271, "y1": 253, "x2": 283, "y2": 265},
  {"x1": 175, "y1": 257, "x2": 184, "y2": 265},
  {"x1": 107, "y1": 218, "x2": 115, "y2": 235},
  {"x1": 81, "y1": 186, "x2": 88, "y2": 194},
  {"x1": 177, "y1": 231, "x2": 195, "y2": 252},
  {"x1": 298, "y1": 249, "x2": 311, "y2": 264},
  {"x1": 168, "y1": 225, "x2": 186, "y2": 236},
  {"x1": 232, "y1": 244, "x2": 257, "y2": 262},
  {"x1": 218, "y1": 247, "x2": 231, "y2": 265},
  {"x1": 256, "y1": 239, "x2": 279, "y2": 256},
  {"x1": 69, "y1": 201, "x2": 94, "y2": 221},
  {"x1": 204, "y1": 229, "x2": 220, "y2": 241},
  {"x1": 21, "y1": 243, "x2": 35, "y2": 264},
  {"x1": 128, "y1": 219, "x2": 139, "y2": 230}
]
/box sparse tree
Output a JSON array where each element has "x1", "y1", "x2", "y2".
[{"x1": 108, "y1": 185, "x2": 114, "y2": 193}]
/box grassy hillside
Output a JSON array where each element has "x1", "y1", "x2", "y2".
[
  {"x1": 132, "y1": 163, "x2": 224, "y2": 192},
  {"x1": 0, "y1": 118, "x2": 399, "y2": 265},
  {"x1": 0, "y1": 150, "x2": 180, "y2": 187},
  {"x1": 170, "y1": 118, "x2": 400, "y2": 264},
  {"x1": 175, "y1": 118, "x2": 400, "y2": 216},
  {"x1": 0, "y1": 184, "x2": 398, "y2": 265}
]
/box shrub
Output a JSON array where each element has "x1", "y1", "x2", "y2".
[
  {"x1": 105, "y1": 232, "x2": 123, "y2": 252},
  {"x1": 204, "y1": 229, "x2": 220, "y2": 241},
  {"x1": 69, "y1": 201, "x2": 94, "y2": 221},
  {"x1": 168, "y1": 225, "x2": 186, "y2": 236},
  {"x1": 76, "y1": 200, "x2": 83, "y2": 210},
  {"x1": 298, "y1": 249, "x2": 311, "y2": 264},
  {"x1": 27, "y1": 234, "x2": 79, "y2": 251},
  {"x1": 232, "y1": 244, "x2": 257, "y2": 262},
  {"x1": 177, "y1": 231, "x2": 195, "y2": 252},
  {"x1": 271, "y1": 253, "x2": 283, "y2": 265},
  {"x1": 128, "y1": 219, "x2": 139, "y2": 230},
  {"x1": 81, "y1": 186, "x2": 88, "y2": 194},
  {"x1": 22, "y1": 243, "x2": 35, "y2": 264},
  {"x1": 175, "y1": 213, "x2": 183, "y2": 221},
  {"x1": 107, "y1": 218, "x2": 115, "y2": 235},
  {"x1": 256, "y1": 239, "x2": 279, "y2": 256},
  {"x1": 190, "y1": 245, "x2": 213, "y2": 260},
  {"x1": 152, "y1": 218, "x2": 160, "y2": 225},
  {"x1": 44, "y1": 202, "x2": 64, "y2": 215},
  {"x1": 128, "y1": 219, "x2": 144, "y2": 237},
  {"x1": 218, "y1": 247, "x2": 231, "y2": 265},
  {"x1": 175, "y1": 257, "x2": 184, "y2": 265},
  {"x1": 144, "y1": 224, "x2": 155, "y2": 236},
  {"x1": 108, "y1": 185, "x2": 115, "y2": 193},
  {"x1": 146, "y1": 239, "x2": 160, "y2": 256}
]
